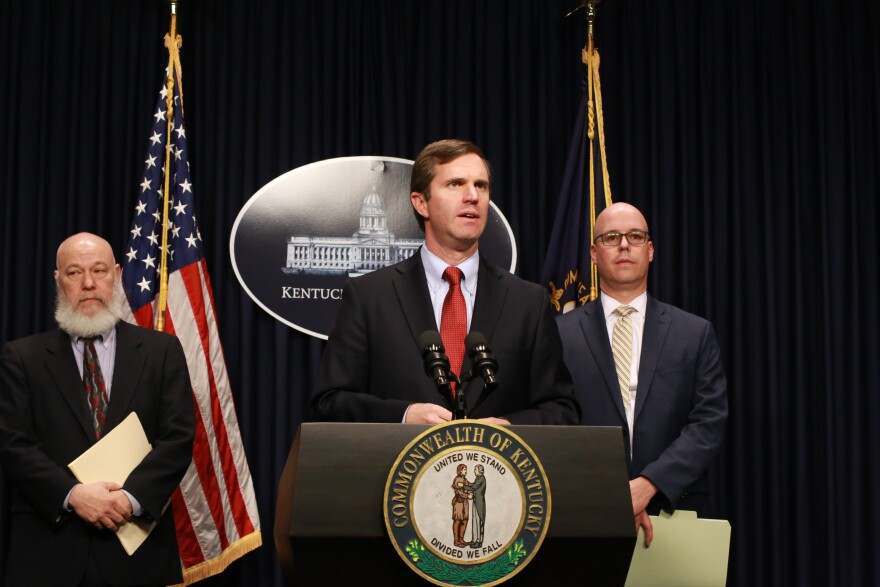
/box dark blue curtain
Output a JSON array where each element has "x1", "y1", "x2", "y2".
[{"x1": 1, "y1": 1, "x2": 878, "y2": 585}]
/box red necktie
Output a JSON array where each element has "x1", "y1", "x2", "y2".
[
  {"x1": 82, "y1": 338, "x2": 109, "y2": 439},
  {"x1": 440, "y1": 267, "x2": 467, "y2": 398}
]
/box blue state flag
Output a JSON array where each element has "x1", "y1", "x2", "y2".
[{"x1": 540, "y1": 64, "x2": 612, "y2": 314}]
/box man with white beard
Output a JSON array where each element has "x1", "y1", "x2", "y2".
[{"x1": 0, "y1": 233, "x2": 195, "y2": 587}]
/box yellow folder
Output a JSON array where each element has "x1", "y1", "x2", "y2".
[{"x1": 68, "y1": 412, "x2": 156, "y2": 555}]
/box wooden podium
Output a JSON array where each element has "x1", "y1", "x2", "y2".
[{"x1": 275, "y1": 423, "x2": 635, "y2": 586}]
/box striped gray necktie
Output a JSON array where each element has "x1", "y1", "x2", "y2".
[{"x1": 611, "y1": 305, "x2": 635, "y2": 414}]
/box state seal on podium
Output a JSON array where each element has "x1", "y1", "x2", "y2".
[{"x1": 383, "y1": 421, "x2": 551, "y2": 586}]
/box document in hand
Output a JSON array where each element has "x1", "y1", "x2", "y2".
[
  {"x1": 625, "y1": 509, "x2": 731, "y2": 587},
  {"x1": 68, "y1": 412, "x2": 156, "y2": 555}
]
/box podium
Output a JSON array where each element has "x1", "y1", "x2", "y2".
[{"x1": 275, "y1": 423, "x2": 635, "y2": 586}]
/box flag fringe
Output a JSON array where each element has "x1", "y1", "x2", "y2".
[{"x1": 167, "y1": 531, "x2": 263, "y2": 586}]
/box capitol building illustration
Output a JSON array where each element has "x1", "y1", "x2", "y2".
[{"x1": 283, "y1": 187, "x2": 422, "y2": 276}]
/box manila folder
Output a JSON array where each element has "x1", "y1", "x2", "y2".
[
  {"x1": 68, "y1": 412, "x2": 156, "y2": 555},
  {"x1": 625, "y1": 510, "x2": 731, "y2": 587}
]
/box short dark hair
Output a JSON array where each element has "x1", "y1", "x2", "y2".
[{"x1": 410, "y1": 139, "x2": 491, "y2": 231}]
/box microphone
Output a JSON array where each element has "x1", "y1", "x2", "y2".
[
  {"x1": 419, "y1": 330, "x2": 451, "y2": 389},
  {"x1": 465, "y1": 332, "x2": 498, "y2": 392}
]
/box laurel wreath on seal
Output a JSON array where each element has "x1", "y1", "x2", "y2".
[{"x1": 405, "y1": 539, "x2": 528, "y2": 585}]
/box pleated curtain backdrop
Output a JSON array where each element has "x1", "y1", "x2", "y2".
[{"x1": 1, "y1": 1, "x2": 878, "y2": 585}]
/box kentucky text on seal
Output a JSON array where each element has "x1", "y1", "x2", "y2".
[{"x1": 389, "y1": 427, "x2": 547, "y2": 537}]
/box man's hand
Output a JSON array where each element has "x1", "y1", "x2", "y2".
[
  {"x1": 478, "y1": 417, "x2": 511, "y2": 426},
  {"x1": 110, "y1": 490, "x2": 134, "y2": 520},
  {"x1": 69, "y1": 482, "x2": 133, "y2": 531},
  {"x1": 405, "y1": 403, "x2": 452, "y2": 424},
  {"x1": 635, "y1": 509, "x2": 654, "y2": 547},
  {"x1": 629, "y1": 476, "x2": 658, "y2": 515}
]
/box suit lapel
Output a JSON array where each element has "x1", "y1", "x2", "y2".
[
  {"x1": 468, "y1": 260, "x2": 506, "y2": 342},
  {"x1": 578, "y1": 300, "x2": 628, "y2": 422},
  {"x1": 463, "y1": 260, "x2": 508, "y2": 407},
  {"x1": 635, "y1": 296, "x2": 670, "y2": 422},
  {"x1": 392, "y1": 253, "x2": 455, "y2": 408},
  {"x1": 465, "y1": 258, "x2": 507, "y2": 350},
  {"x1": 104, "y1": 322, "x2": 146, "y2": 434},
  {"x1": 44, "y1": 330, "x2": 96, "y2": 443},
  {"x1": 391, "y1": 253, "x2": 437, "y2": 350}
]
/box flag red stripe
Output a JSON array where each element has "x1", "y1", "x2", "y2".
[
  {"x1": 193, "y1": 260, "x2": 254, "y2": 535},
  {"x1": 180, "y1": 262, "x2": 255, "y2": 536},
  {"x1": 171, "y1": 485, "x2": 204, "y2": 565},
  {"x1": 132, "y1": 304, "x2": 154, "y2": 329},
  {"x1": 183, "y1": 381, "x2": 232, "y2": 560},
  {"x1": 165, "y1": 295, "x2": 233, "y2": 556}
]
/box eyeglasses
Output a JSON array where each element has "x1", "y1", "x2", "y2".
[{"x1": 593, "y1": 230, "x2": 651, "y2": 247}]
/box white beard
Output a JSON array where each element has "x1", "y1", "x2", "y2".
[{"x1": 55, "y1": 280, "x2": 125, "y2": 338}]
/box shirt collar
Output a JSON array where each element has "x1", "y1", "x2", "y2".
[
  {"x1": 420, "y1": 245, "x2": 480, "y2": 296},
  {"x1": 600, "y1": 290, "x2": 648, "y2": 319},
  {"x1": 69, "y1": 325, "x2": 117, "y2": 349}
]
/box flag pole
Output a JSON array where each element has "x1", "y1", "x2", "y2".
[
  {"x1": 581, "y1": 0, "x2": 612, "y2": 302},
  {"x1": 541, "y1": 1, "x2": 616, "y2": 312},
  {"x1": 157, "y1": 0, "x2": 181, "y2": 331},
  {"x1": 122, "y1": 4, "x2": 263, "y2": 579}
]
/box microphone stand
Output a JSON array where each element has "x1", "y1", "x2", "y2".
[
  {"x1": 453, "y1": 372, "x2": 495, "y2": 420},
  {"x1": 450, "y1": 372, "x2": 466, "y2": 420}
]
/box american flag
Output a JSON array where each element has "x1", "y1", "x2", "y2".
[{"x1": 121, "y1": 66, "x2": 261, "y2": 583}]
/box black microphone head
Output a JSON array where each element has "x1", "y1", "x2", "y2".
[
  {"x1": 465, "y1": 331, "x2": 488, "y2": 354},
  {"x1": 465, "y1": 331, "x2": 498, "y2": 392},
  {"x1": 419, "y1": 330, "x2": 444, "y2": 354},
  {"x1": 419, "y1": 330, "x2": 451, "y2": 387}
]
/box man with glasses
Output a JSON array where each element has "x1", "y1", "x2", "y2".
[{"x1": 556, "y1": 202, "x2": 728, "y2": 546}]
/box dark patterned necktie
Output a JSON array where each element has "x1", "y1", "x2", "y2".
[
  {"x1": 82, "y1": 338, "x2": 109, "y2": 439},
  {"x1": 440, "y1": 267, "x2": 467, "y2": 399}
]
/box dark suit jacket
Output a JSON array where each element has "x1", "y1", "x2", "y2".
[
  {"x1": 556, "y1": 295, "x2": 727, "y2": 514},
  {"x1": 0, "y1": 321, "x2": 194, "y2": 587},
  {"x1": 311, "y1": 253, "x2": 579, "y2": 425}
]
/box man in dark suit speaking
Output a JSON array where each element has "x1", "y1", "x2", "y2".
[
  {"x1": 556, "y1": 203, "x2": 727, "y2": 546},
  {"x1": 311, "y1": 139, "x2": 579, "y2": 425},
  {"x1": 0, "y1": 233, "x2": 194, "y2": 587}
]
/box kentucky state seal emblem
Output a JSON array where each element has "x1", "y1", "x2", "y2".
[{"x1": 383, "y1": 421, "x2": 551, "y2": 586}]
